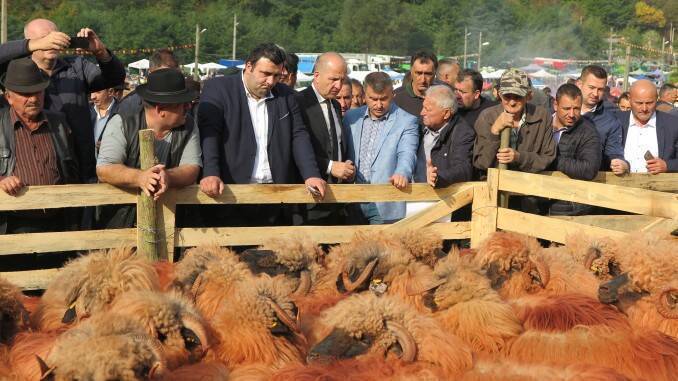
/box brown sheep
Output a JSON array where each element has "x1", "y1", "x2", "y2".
[
  {"x1": 563, "y1": 235, "x2": 623, "y2": 282},
  {"x1": 0, "y1": 276, "x2": 28, "y2": 344},
  {"x1": 162, "y1": 361, "x2": 230, "y2": 380},
  {"x1": 272, "y1": 357, "x2": 447, "y2": 381},
  {"x1": 388, "y1": 228, "x2": 444, "y2": 267},
  {"x1": 31, "y1": 247, "x2": 160, "y2": 331},
  {"x1": 172, "y1": 246, "x2": 254, "y2": 320},
  {"x1": 474, "y1": 232, "x2": 550, "y2": 299},
  {"x1": 40, "y1": 313, "x2": 166, "y2": 380},
  {"x1": 306, "y1": 293, "x2": 474, "y2": 378},
  {"x1": 241, "y1": 234, "x2": 325, "y2": 298},
  {"x1": 506, "y1": 324, "x2": 678, "y2": 381},
  {"x1": 8, "y1": 331, "x2": 59, "y2": 381},
  {"x1": 598, "y1": 233, "x2": 678, "y2": 339},
  {"x1": 207, "y1": 276, "x2": 306, "y2": 371},
  {"x1": 461, "y1": 359, "x2": 630, "y2": 381},
  {"x1": 411, "y1": 253, "x2": 524, "y2": 353},
  {"x1": 109, "y1": 291, "x2": 211, "y2": 369}
]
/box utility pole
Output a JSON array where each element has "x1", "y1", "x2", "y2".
[
  {"x1": 232, "y1": 13, "x2": 238, "y2": 60},
  {"x1": 463, "y1": 26, "x2": 468, "y2": 69},
  {"x1": 1, "y1": 0, "x2": 7, "y2": 44},
  {"x1": 623, "y1": 45, "x2": 631, "y2": 92},
  {"x1": 607, "y1": 28, "x2": 613, "y2": 66},
  {"x1": 477, "y1": 31, "x2": 483, "y2": 71},
  {"x1": 194, "y1": 24, "x2": 200, "y2": 81}
]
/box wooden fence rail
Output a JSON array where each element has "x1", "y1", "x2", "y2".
[{"x1": 0, "y1": 166, "x2": 676, "y2": 290}]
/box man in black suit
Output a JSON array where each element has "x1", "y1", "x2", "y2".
[
  {"x1": 198, "y1": 43, "x2": 326, "y2": 226},
  {"x1": 295, "y1": 52, "x2": 355, "y2": 224},
  {"x1": 612, "y1": 79, "x2": 678, "y2": 174}
]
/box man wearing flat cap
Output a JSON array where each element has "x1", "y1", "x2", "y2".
[
  {"x1": 473, "y1": 68, "x2": 556, "y2": 174},
  {"x1": 96, "y1": 68, "x2": 201, "y2": 228},
  {"x1": 0, "y1": 57, "x2": 79, "y2": 234}
]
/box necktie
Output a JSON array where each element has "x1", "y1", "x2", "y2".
[{"x1": 324, "y1": 99, "x2": 339, "y2": 161}]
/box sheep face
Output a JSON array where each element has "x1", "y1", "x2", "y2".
[
  {"x1": 584, "y1": 247, "x2": 623, "y2": 281},
  {"x1": 335, "y1": 239, "x2": 410, "y2": 295},
  {"x1": 420, "y1": 255, "x2": 492, "y2": 312},
  {"x1": 43, "y1": 314, "x2": 166, "y2": 380},
  {"x1": 209, "y1": 277, "x2": 306, "y2": 369},
  {"x1": 32, "y1": 248, "x2": 160, "y2": 331},
  {"x1": 308, "y1": 293, "x2": 473, "y2": 377},
  {"x1": 110, "y1": 291, "x2": 210, "y2": 369}
]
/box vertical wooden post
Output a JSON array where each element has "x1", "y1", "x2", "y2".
[
  {"x1": 498, "y1": 127, "x2": 511, "y2": 208},
  {"x1": 157, "y1": 190, "x2": 176, "y2": 262},
  {"x1": 137, "y1": 129, "x2": 159, "y2": 261},
  {"x1": 471, "y1": 168, "x2": 499, "y2": 248}
]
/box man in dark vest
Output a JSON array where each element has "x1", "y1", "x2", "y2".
[
  {"x1": 0, "y1": 57, "x2": 79, "y2": 234},
  {"x1": 96, "y1": 68, "x2": 201, "y2": 228}
]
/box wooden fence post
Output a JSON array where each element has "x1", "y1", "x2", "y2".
[
  {"x1": 137, "y1": 129, "x2": 159, "y2": 261},
  {"x1": 471, "y1": 168, "x2": 499, "y2": 248},
  {"x1": 498, "y1": 127, "x2": 511, "y2": 208}
]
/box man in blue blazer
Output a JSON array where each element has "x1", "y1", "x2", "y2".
[
  {"x1": 612, "y1": 79, "x2": 678, "y2": 174},
  {"x1": 343, "y1": 72, "x2": 419, "y2": 224},
  {"x1": 198, "y1": 43, "x2": 326, "y2": 226}
]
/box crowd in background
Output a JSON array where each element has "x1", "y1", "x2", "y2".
[{"x1": 0, "y1": 18, "x2": 677, "y2": 239}]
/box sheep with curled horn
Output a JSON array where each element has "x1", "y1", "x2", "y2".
[
  {"x1": 171, "y1": 245, "x2": 254, "y2": 320},
  {"x1": 598, "y1": 232, "x2": 678, "y2": 339},
  {"x1": 36, "y1": 313, "x2": 166, "y2": 380},
  {"x1": 109, "y1": 291, "x2": 211, "y2": 370},
  {"x1": 563, "y1": 234, "x2": 624, "y2": 282},
  {"x1": 206, "y1": 275, "x2": 307, "y2": 371},
  {"x1": 387, "y1": 228, "x2": 445, "y2": 267},
  {"x1": 31, "y1": 247, "x2": 160, "y2": 332},
  {"x1": 238, "y1": 234, "x2": 325, "y2": 298},
  {"x1": 304, "y1": 293, "x2": 473, "y2": 379},
  {"x1": 407, "y1": 251, "x2": 524, "y2": 353}
]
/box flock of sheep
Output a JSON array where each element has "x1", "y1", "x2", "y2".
[{"x1": 0, "y1": 228, "x2": 676, "y2": 380}]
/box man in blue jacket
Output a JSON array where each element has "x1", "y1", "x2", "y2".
[
  {"x1": 577, "y1": 65, "x2": 625, "y2": 173},
  {"x1": 343, "y1": 72, "x2": 419, "y2": 224}
]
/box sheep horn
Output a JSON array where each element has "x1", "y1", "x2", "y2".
[
  {"x1": 657, "y1": 288, "x2": 678, "y2": 319},
  {"x1": 533, "y1": 258, "x2": 550, "y2": 288},
  {"x1": 268, "y1": 300, "x2": 301, "y2": 335},
  {"x1": 35, "y1": 355, "x2": 55, "y2": 381},
  {"x1": 406, "y1": 278, "x2": 446, "y2": 296},
  {"x1": 386, "y1": 321, "x2": 417, "y2": 362},
  {"x1": 145, "y1": 338, "x2": 167, "y2": 379},
  {"x1": 181, "y1": 315, "x2": 210, "y2": 352},
  {"x1": 292, "y1": 270, "x2": 312, "y2": 297},
  {"x1": 189, "y1": 274, "x2": 205, "y2": 303},
  {"x1": 584, "y1": 247, "x2": 602, "y2": 270},
  {"x1": 148, "y1": 361, "x2": 164, "y2": 380},
  {"x1": 342, "y1": 258, "x2": 379, "y2": 293}
]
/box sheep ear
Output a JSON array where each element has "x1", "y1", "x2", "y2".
[
  {"x1": 35, "y1": 355, "x2": 55, "y2": 380},
  {"x1": 148, "y1": 362, "x2": 162, "y2": 379},
  {"x1": 61, "y1": 303, "x2": 77, "y2": 324}
]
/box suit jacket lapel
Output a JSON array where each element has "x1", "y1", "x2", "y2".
[
  {"x1": 238, "y1": 79, "x2": 256, "y2": 142},
  {"x1": 266, "y1": 98, "x2": 277, "y2": 144},
  {"x1": 621, "y1": 111, "x2": 630, "y2": 146},
  {"x1": 656, "y1": 114, "x2": 666, "y2": 158},
  {"x1": 371, "y1": 107, "x2": 397, "y2": 166}
]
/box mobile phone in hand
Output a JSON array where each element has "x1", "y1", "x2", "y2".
[
  {"x1": 307, "y1": 185, "x2": 321, "y2": 197},
  {"x1": 644, "y1": 150, "x2": 655, "y2": 161},
  {"x1": 69, "y1": 36, "x2": 89, "y2": 49}
]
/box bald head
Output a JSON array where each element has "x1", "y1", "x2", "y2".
[
  {"x1": 313, "y1": 52, "x2": 347, "y2": 100},
  {"x1": 629, "y1": 79, "x2": 658, "y2": 124},
  {"x1": 24, "y1": 18, "x2": 58, "y2": 39}
]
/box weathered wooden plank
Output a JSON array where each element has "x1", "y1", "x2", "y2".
[
  {"x1": 543, "y1": 171, "x2": 678, "y2": 192},
  {"x1": 387, "y1": 185, "x2": 475, "y2": 231},
  {"x1": 0, "y1": 184, "x2": 137, "y2": 211},
  {"x1": 157, "y1": 190, "x2": 177, "y2": 262},
  {"x1": 173, "y1": 183, "x2": 482, "y2": 205},
  {"x1": 176, "y1": 222, "x2": 471, "y2": 247},
  {"x1": 498, "y1": 170, "x2": 678, "y2": 218},
  {"x1": 471, "y1": 169, "x2": 499, "y2": 248},
  {"x1": 496, "y1": 208, "x2": 627, "y2": 244},
  {"x1": 550, "y1": 214, "x2": 675, "y2": 233},
  {"x1": 1, "y1": 268, "x2": 59, "y2": 290},
  {"x1": 0, "y1": 229, "x2": 137, "y2": 255}
]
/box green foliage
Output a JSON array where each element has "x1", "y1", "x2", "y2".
[{"x1": 6, "y1": 0, "x2": 671, "y2": 66}]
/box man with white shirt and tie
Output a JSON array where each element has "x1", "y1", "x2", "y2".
[
  {"x1": 613, "y1": 79, "x2": 678, "y2": 175},
  {"x1": 296, "y1": 52, "x2": 355, "y2": 224}
]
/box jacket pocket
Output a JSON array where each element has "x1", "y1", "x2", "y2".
[{"x1": 0, "y1": 148, "x2": 10, "y2": 175}]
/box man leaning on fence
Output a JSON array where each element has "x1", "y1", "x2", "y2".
[
  {"x1": 0, "y1": 57, "x2": 79, "y2": 234},
  {"x1": 344, "y1": 72, "x2": 419, "y2": 224},
  {"x1": 96, "y1": 69, "x2": 202, "y2": 228},
  {"x1": 542, "y1": 83, "x2": 601, "y2": 216}
]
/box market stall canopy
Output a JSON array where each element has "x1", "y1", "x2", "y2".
[
  {"x1": 128, "y1": 59, "x2": 149, "y2": 70},
  {"x1": 520, "y1": 63, "x2": 546, "y2": 72},
  {"x1": 529, "y1": 69, "x2": 556, "y2": 79}
]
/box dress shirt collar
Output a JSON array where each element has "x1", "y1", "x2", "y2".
[
  {"x1": 630, "y1": 111, "x2": 657, "y2": 129},
  {"x1": 241, "y1": 72, "x2": 273, "y2": 101},
  {"x1": 311, "y1": 82, "x2": 329, "y2": 104},
  {"x1": 94, "y1": 98, "x2": 116, "y2": 120},
  {"x1": 362, "y1": 105, "x2": 391, "y2": 121}
]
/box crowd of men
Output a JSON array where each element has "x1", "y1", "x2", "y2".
[{"x1": 1, "y1": 18, "x2": 677, "y2": 236}]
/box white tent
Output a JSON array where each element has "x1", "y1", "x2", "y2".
[
  {"x1": 200, "y1": 62, "x2": 228, "y2": 70},
  {"x1": 128, "y1": 59, "x2": 149, "y2": 70},
  {"x1": 296, "y1": 72, "x2": 314, "y2": 82},
  {"x1": 182, "y1": 62, "x2": 199, "y2": 71},
  {"x1": 483, "y1": 69, "x2": 505, "y2": 79},
  {"x1": 529, "y1": 69, "x2": 556, "y2": 79}
]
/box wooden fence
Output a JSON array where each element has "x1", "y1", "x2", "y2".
[{"x1": 0, "y1": 166, "x2": 676, "y2": 290}]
